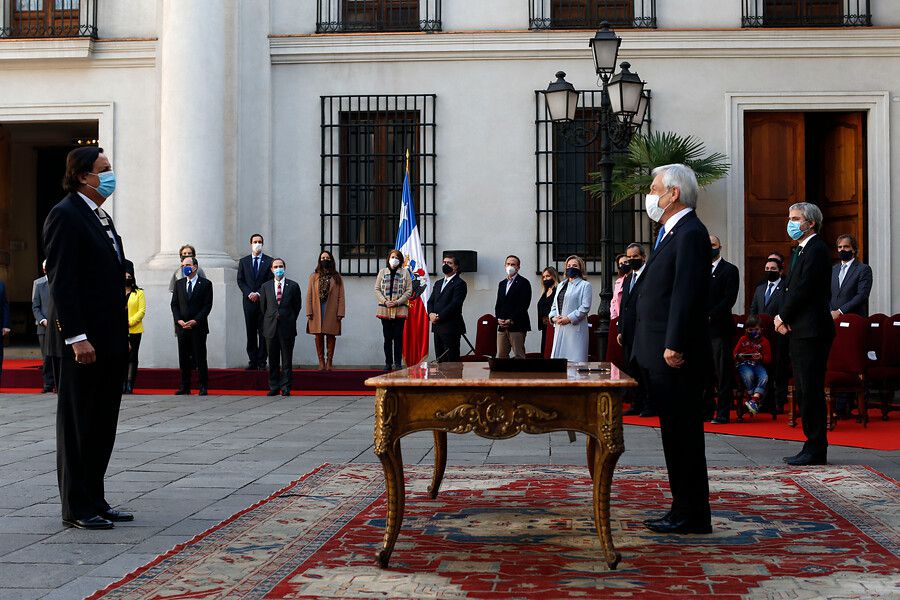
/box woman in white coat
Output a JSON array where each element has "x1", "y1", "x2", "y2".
[{"x1": 548, "y1": 255, "x2": 593, "y2": 362}]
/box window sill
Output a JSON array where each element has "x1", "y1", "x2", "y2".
[{"x1": 0, "y1": 37, "x2": 92, "y2": 60}]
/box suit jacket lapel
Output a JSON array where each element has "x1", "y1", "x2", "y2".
[
  {"x1": 644, "y1": 212, "x2": 694, "y2": 272},
  {"x1": 72, "y1": 194, "x2": 119, "y2": 263}
]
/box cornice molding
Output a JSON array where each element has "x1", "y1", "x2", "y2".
[
  {"x1": 0, "y1": 38, "x2": 155, "y2": 68},
  {"x1": 271, "y1": 28, "x2": 900, "y2": 64}
]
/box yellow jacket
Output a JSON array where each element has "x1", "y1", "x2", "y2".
[{"x1": 127, "y1": 288, "x2": 146, "y2": 334}]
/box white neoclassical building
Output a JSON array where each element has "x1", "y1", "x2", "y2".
[{"x1": 0, "y1": 0, "x2": 898, "y2": 367}]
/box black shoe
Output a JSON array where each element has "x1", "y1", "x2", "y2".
[
  {"x1": 709, "y1": 417, "x2": 729, "y2": 424},
  {"x1": 198, "y1": 387, "x2": 208, "y2": 396},
  {"x1": 63, "y1": 515, "x2": 113, "y2": 530},
  {"x1": 281, "y1": 389, "x2": 291, "y2": 397},
  {"x1": 393, "y1": 364, "x2": 403, "y2": 371},
  {"x1": 258, "y1": 364, "x2": 267, "y2": 371},
  {"x1": 644, "y1": 516, "x2": 712, "y2": 534},
  {"x1": 623, "y1": 406, "x2": 642, "y2": 416},
  {"x1": 267, "y1": 389, "x2": 279, "y2": 396},
  {"x1": 123, "y1": 382, "x2": 134, "y2": 394},
  {"x1": 641, "y1": 511, "x2": 672, "y2": 527},
  {"x1": 100, "y1": 508, "x2": 134, "y2": 522},
  {"x1": 41, "y1": 387, "x2": 53, "y2": 393},
  {"x1": 384, "y1": 364, "x2": 393, "y2": 371},
  {"x1": 245, "y1": 363, "x2": 257, "y2": 370},
  {"x1": 639, "y1": 409, "x2": 657, "y2": 418},
  {"x1": 174, "y1": 388, "x2": 190, "y2": 395},
  {"x1": 784, "y1": 452, "x2": 827, "y2": 466}
]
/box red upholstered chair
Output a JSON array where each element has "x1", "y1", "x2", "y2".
[
  {"x1": 789, "y1": 314, "x2": 867, "y2": 431},
  {"x1": 460, "y1": 313, "x2": 497, "y2": 362},
  {"x1": 542, "y1": 323, "x2": 555, "y2": 358},
  {"x1": 587, "y1": 314, "x2": 601, "y2": 362},
  {"x1": 605, "y1": 317, "x2": 626, "y2": 368},
  {"x1": 865, "y1": 314, "x2": 900, "y2": 423}
]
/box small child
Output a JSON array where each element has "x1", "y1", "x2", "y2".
[{"x1": 733, "y1": 316, "x2": 772, "y2": 415}]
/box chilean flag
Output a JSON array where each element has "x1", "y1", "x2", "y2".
[{"x1": 395, "y1": 152, "x2": 431, "y2": 365}]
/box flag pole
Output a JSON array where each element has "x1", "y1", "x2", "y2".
[{"x1": 405, "y1": 148, "x2": 410, "y2": 174}]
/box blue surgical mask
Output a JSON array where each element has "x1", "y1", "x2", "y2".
[
  {"x1": 273, "y1": 267, "x2": 285, "y2": 278},
  {"x1": 89, "y1": 171, "x2": 116, "y2": 198},
  {"x1": 787, "y1": 220, "x2": 805, "y2": 241},
  {"x1": 182, "y1": 265, "x2": 193, "y2": 277}
]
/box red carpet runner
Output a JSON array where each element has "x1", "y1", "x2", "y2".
[{"x1": 88, "y1": 464, "x2": 898, "y2": 599}]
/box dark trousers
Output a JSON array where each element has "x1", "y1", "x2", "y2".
[
  {"x1": 37, "y1": 334, "x2": 56, "y2": 390},
  {"x1": 56, "y1": 352, "x2": 127, "y2": 520},
  {"x1": 177, "y1": 330, "x2": 208, "y2": 388},
  {"x1": 433, "y1": 329, "x2": 461, "y2": 362},
  {"x1": 126, "y1": 333, "x2": 142, "y2": 384},
  {"x1": 710, "y1": 334, "x2": 735, "y2": 420},
  {"x1": 381, "y1": 319, "x2": 405, "y2": 367},
  {"x1": 243, "y1": 301, "x2": 267, "y2": 367},
  {"x1": 790, "y1": 335, "x2": 832, "y2": 456},
  {"x1": 266, "y1": 334, "x2": 296, "y2": 392},
  {"x1": 643, "y1": 361, "x2": 711, "y2": 522},
  {"x1": 623, "y1": 352, "x2": 649, "y2": 412}
]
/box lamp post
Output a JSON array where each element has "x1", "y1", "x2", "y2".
[{"x1": 540, "y1": 22, "x2": 649, "y2": 362}]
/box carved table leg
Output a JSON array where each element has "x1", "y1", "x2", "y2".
[
  {"x1": 586, "y1": 436, "x2": 597, "y2": 480},
  {"x1": 428, "y1": 430, "x2": 447, "y2": 499},
  {"x1": 376, "y1": 438, "x2": 405, "y2": 568},
  {"x1": 592, "y1": 438, "x2": 623, "y2": 570}
]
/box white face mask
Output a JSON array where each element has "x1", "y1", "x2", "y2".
[
  {"x1": 388, "y1": 257, "x2": 400, "y2": 268},
  {"x1": 251, "y1": 242, "x2": 263, "y2": 254},
  {"x1": 645, "y1": 191, "x2": 669, "y2": 223},
  {"x1": 505, "y1": 265, "x2": 518, "y2": 277}
]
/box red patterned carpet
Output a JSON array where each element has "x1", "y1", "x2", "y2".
[{"x1": 88, "y1": 464, "x2": 898, "y2": 599}]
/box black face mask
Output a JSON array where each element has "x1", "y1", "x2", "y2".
[
  {"x1": 319, "y1": 259, "x2": 333, "y2": 270},
  {"x1": 441, "y1": 263, "x2": 454, "y2": 275},
  {"x1": 565, "y1": 267, "x2": 581, "y2": 279},
  {"x1": 617, "y1": 263, "x2": 631, "y2": 275},
  {"x1": 838, "y1": 250, "x2": 854, "y2": 261},
  {"x1": 765, "y1": 271, "x2": 780, "y2": 282},
  {"x1": 542, "y1": 278, "x2": 554, "y2": 289},
  {"x1": 711, "y1": 247, "x2": 721, "y2": 259},
  {"x1": 628, "y1": 258, "x2": 643, "y2": 271}
]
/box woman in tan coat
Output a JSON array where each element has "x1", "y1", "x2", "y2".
[
  {"x1": 307, "y1": 250, "x2": 345, "y2": 370},
  {"x1": 374, "y1": 249, "x2": 412, "y2": 371}
]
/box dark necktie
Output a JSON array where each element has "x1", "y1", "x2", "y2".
[
  {"x1": 276, "y1": 281, "x2": 282, "y2": 304},
  {"x1": 94, "y1": 207, "x2": 121, "y2": 262},
  {"x1": 187, "y1": 279, "x2": 193, "y2": 297},
  {"x1": 764, "y1": 282, "x2": 774, "y2": 305},
  {"x1": 790, "y1": 246, "x2": 801, "y2": 270},
  {"x1": 253, "y1": 256, "x2": 260, "y2": 277}
]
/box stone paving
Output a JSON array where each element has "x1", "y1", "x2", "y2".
[{"x1": 0, "y1": 392, "x2": 897, "y2": 599}]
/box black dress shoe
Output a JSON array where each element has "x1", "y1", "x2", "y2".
[
  {"x1": 63, "y1": 515, "x2": 113, "y2": 530},
  {"x1": 198, "y1": 387, "x2": 208, "y2": 396},
  {"x1": 267, "y1": 389, "x2": 279, "y2": 396},
  {"x1": 641, "y1": 511, "x2": 672, "y2": 527},
  {"x1": 645, "y1": 516, "x2": 712, "y2": 534},
  {"x1": 41, "y1": 387, "x2": 53, "y2": 393},
  {"x1": 784, "y1": 452, "x2": 827, "y2": 466},
  {"x1": 709, "y1": 417, "x2": 729, "y2": 425},
  {"x1": 281, "y1": 389, "x2": 291, "y2": 397},
  {"x1": 639, "y1": 409, "x2": 658, "y2": 418},
  {"x1": 245, "y1": 363, "x2": 257, "y2": 370},
  {"x1": 174, "y1": 388, "x2": 190, "y2": 395},
  {"x1": 782, "y1": 450, "x2": 806, "y2": 463},
  {"x1": 100, "y1": 508, "x2": 134, "y2": 522}
]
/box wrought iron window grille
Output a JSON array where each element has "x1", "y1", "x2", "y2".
[
  {"x1": 535, "y1": 89, "x2": 652, "y2": 275},
  {"x1": 316, "y1": 0, "x2": 441, "y2": 33},
  {"x1": 1, "y1": 0, "x2": 97, "y2": 39},
  {"x1": 321, "y1": 94, "x2": 437, "y2": 276},
  {"x1": 742, "y1": 0, "x2": 871, "y2": 28},
  {"x1": 529, "y1": 0, "x2": 656, "y2": 30}
]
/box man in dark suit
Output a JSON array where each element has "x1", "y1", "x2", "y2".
[
  {"x1": 258, "y1": 258, "x2": 301, "y2": 396},
  {"x1": 43, "y1": 146, "x2": 132, "y2": 530},
  {"x1": 633, "y1": 163, "x2": 712, "y2": 534},
  {"x1": 750, "y1": 257, "x2": 788, "y2": 412},
  {"x1": 494, "y1": 254, "x2": 532, "y2": 359},
  {"x1": 427, "y1": 253, "x2": 468, "y2": 362},
  {"x1": 830, "y1": 234, "x2": 872, "y2": 319},
  {"x1": 708, "y1": 236, "x2": 740, "y2": 424},
  {"x1": 172, "y1": 256, "x2": 213, "y2": 395},
  {"x1": 617, "y1": 243, "x2": 652, "y2": 417},
  {"x1": 775, "y1": 202, "x2": 835, "y2": 465},
  {"x1": 0, "y1": 280, "x2": 9, "y2": 388},
  {"x1": 32, "y1": 260, "x2": 55, "y2": 392},
  {"x1": 237, "y1": 234, "x2": 273, "y2": 370}
]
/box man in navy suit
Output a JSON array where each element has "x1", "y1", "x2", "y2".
[
  {"x1": 633, "y1": 163, "x2": 712, "y2": 534},
  {"x1": 427, "y1": 253, "x2": 468, "y2": 362},
  {"x1": 259, "y1": 258, "x2": 302, "y2": 396},
  {"x1": 775, "y1": 203, "x2": 835, "y2": 465},
  {"x1": 172, "y1": 256, "x2": 213, "y2": 395},
  {"x1": 750, "y1": 257, "x2": 788, "y2": 412},
  {"x1": 237, "y1": 234, "x2": 273, "y2": 370},
  {"x1": 494, "y1": 255, "x2": 532, "y2": 359},
  {"x1": 830, "y1": 234, "x2": 872, "y2": 319}
]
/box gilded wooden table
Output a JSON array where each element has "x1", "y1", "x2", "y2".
[{"x1": 365, "y1": 361, "x2": 636, "y2": 570}]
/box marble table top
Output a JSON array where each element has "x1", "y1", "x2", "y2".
[{"x1": 365, "y1": 361, "x2": 637, "y2": 388}]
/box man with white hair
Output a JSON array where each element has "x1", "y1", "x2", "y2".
[
  {"x1": 775, "y1": 202, "x2": 834, "y2": 465},
  {"x1": 632, "y1": 163, "x2": 713, "y2": 534}
]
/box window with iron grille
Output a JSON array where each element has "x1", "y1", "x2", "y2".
[
  {"x1": 316, "y1": 0, "x2": 441, "y2": 33},
  {"x1": 535, "y1": 90, "x2": 653, "y2": 276},
  {"x1": 529, "y1": 0, "x2": 656, "y2": 29},
  {"x1": 742, "y1": 0, "x2": 871, "y2": 27},
  {"x1": 1, "y1": 0, "x2": 97, "y2": 38},
  {"x1": 321, "y1": 95, "x2": 436, "y2": 276}
]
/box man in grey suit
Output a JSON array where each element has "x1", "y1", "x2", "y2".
[
  {"x1": 32, "y1": 260, "x2": 55, "y2": 393},
  {"x1": 830, "y1": 234, "x2": 872, "y2": 318}
]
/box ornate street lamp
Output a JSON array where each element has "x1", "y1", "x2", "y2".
[{"x1": 539, "y1": 22, "x2": 649, "y2": 362}]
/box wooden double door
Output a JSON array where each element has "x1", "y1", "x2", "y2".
[{"x1": 743, "y1": 111, "x2": 867, "y2": 310}]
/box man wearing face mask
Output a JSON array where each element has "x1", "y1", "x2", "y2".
[
  {"x1": 237, "y1": 234, "x2": 274, "y2": 370},
  {"x1": 775, "y1": 203, "x2": 834, "y2": 465},
  {"x1": 172, "y1": 257, "x2": 213, "y2": 396},
  {"x1": 43, "y1": 146, "x2": 131, "y2": 530},
  {"x1": 707, "y1": 235, "x2": 740, "y2": 424},
  {"x1": 632, "y1": 164, "x2": 713, "y2": 534},
  {"x1": 617, "y1": 243, "x2": 652, "y2": 417},
  {"x1": 750, "y1": 258, "x2": 788, "y2": 413},
  {"x1": 32, "y1": 260, "x2": 55, "y2": 393},
  {"x1": 259, "y1": 258, "x2": 302, "y2": 396},
  {"x1": 494, "y1": 255, "x2": 532, "y2": 359},
  {"x1": 829, "y1": 234, "x2": 872, "y2": 319},
  {"x1": 427, "y1": 253, "x2": 468, "y2": 362}
]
